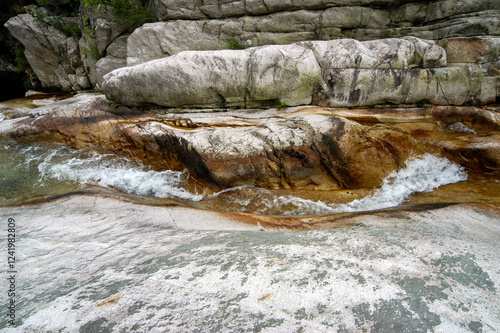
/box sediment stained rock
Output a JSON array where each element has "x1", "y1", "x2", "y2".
[{"x1": 1, "y1": 94, "x2": 499, "y2": 190}]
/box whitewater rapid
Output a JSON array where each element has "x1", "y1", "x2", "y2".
[{"x1": 2, "y1": 142, "x2": 467, "y2": 215}]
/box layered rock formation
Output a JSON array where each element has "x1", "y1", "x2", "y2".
[
  {"x1": 103, "y1": 36, "x2": 497, "y2": 108},
  {"x1": 1, "y1": 0, "x2": 500, "y2": 191},
  {"x1": 4, "y1": 0, "x2": 500, "y2": 93},
  {"x1": 1, "y1": 94, "x2": 499, "y2": 190}
]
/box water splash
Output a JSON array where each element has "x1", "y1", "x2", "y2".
[
  {"x1": 37, "y1": 148, "x2": 204, "y2": 201},
  {"x1": 2, "y1": 142, "x2": 467, "y2": 215},
  {"x1": 251, "y1": 153, "x2": 467, "y2": 216},
  {"x1": 0, "y1": 142, "x2": 203, "y2": 203}
]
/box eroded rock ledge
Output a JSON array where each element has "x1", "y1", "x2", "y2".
[
  {"x1": 102, "y1": 37, "x2": 497, "y2": 108},
  {"x1": 1, "y1": 93, "x2": 499, "y2": 190}
]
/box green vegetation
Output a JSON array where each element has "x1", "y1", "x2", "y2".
[
  {"x1": 31, "y1": 8, "x2": 82, "y2": 38},
  {"x1": 82, "y1": 38, "x2": 101, "y2": 59},
  {"x1": 80, "y1": 27, "x2": 102, "y2": 59},
  {"x1": 0, "y1": 0, "x2": 35, "y2": 71},
  {"x1": 273, "y1": 102, "x2": 289, "y2": 109},
  {"x1": 107, "y1": 99, "x2": 120, "y2": 108},
  {"x1": 83, "y1": 0, "x2": 152, "y2": 24},
  {"x1": 225, "y1": 37, "x2": 246, "y2": 50}
]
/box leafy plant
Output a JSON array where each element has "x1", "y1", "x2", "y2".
[
  {"x1": 62, "y1": 23, "x2": 81, "y2": 38},
  {"x1": 83, "y1": 0, "x2": 152, "y2": 24},
  {"x1": 107, "y1": 99, "x2": 120, "y2": 108},
  {"x1": 225, "y1": 37, "x2": 246, "y2": 50}
]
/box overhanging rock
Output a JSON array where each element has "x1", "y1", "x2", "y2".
[{"x1": 102, "y1": 37, "x2": 497, "y2": 108}]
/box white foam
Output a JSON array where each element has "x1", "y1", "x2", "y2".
[
  {"x1": 36, "y1": 148, "x2": 204, "y2": 201},
  {"x1": 258, "y1": 154, "x2": 467, "y2": 216},
  {"x1": 12, "y1": 143, "x2": 468, "y2": 215},
  {"x1": 0, "y1": 113, "x2": 5, "y2": 122}
]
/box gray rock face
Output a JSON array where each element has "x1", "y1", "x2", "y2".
[
  {"x1": 4, "y1": 1, "x2": 499, "y2": 95},
  {"x1": 103, "y1": 37, "x2": 496, "y2": 108},
  {"x1": 4, "y1": 13, "x2": 91, "y2": 92},
  {"x1": 126, "y1": 0, "x2": 499, "y2": 67},
  {"x1": 150, "y1": 0, "x2": 498, "y2": 21},
  {"x1": 106, "y1": 44, "x2": 322, "y2": 108},
  {"x1": 95, "y1": 35, "x2": 129, "y2": 87}
]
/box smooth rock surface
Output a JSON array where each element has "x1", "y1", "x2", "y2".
[
  {"x1": 1, "y1": 94, "x2": 499, "y2": 190},
  {"x1": 0, "y1": 195, "x2": 499, "y2": 332},
  {"x1": 107, "y1": 44, "x2": 323, "y2": 108},
  {"x1": 105, "y1": 38, "x2": 496, "y2": 108}
]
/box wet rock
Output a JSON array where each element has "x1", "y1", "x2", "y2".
[
  {"x1": 1, "y1": 94, "x2": 499, "y2": 190},
  {"x1": 1, "y1": 196, "x2": 499, "y2": 331}
]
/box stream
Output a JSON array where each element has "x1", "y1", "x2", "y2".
[{"x1": 2, "y1": 140, "x2": 497, "y2": 216}]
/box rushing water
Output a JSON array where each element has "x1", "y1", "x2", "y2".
[{"x1": 0, "y1": 141, "x2": 473, "y2": 216}]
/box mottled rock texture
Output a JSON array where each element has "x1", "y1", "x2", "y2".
[
  {"x1": 1, "y1": 94, "x2": 499, "y2": 190},
  {"x1": 4, "y1": 10, "x2": 90, "y2": 92},
  {"x1": 3, "y1": 0, "x2": 500, "y2": 93},
  {"x1": 1, "y1": 196, "x2": 499, "y2": 332},
  {"x1": 103, "y1": 37, "x2": 497, "y2": 108}
]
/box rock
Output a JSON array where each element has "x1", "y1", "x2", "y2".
[
  {"x1": 95, "y1": 35, "x2": 129, "y2": 87},
  {"x1": 2, "y1": 94, "x2": 499, "y2": 190},
  {"x1": 391, "y1": 0, "x2": 500, "y2": 25},
  {"x1": 4, "y1": 12, "x2": 91, "y2": 92},
  {"x1": 128, "y1": 2, "x2": 499, "y2": 67},
  {"x1": 301, "y1": 37, "x2": 446, "y2": 69},
  {"x1": 126, "y1": 20, "x2": 229, "y2": 66},
  {"x1": 247, "y1": 44, "x2": 321, "y2": 106},
  {"x1": 0, "y1": 94, "x2": 412, "y2": 190},
  {"x1": 315, "y1": 65, "x2": 490, "y2": 107},
  {"x1": 108, "y1": 49, "x2": 251, "y2": 108},
  {"x1": 150, "y1": 0, "x2": 398, "y2": 20},
  {"x1": 438, "y1": 37, "x2": 500, "y2": 64},
  {"x1": 1, "y1": 196, "x2": 499, "y2": 331},
  {"x1": 80, "y1": 4, "x2": 134, "y2": 56},
  {"x1": 104, "y1": 38, "x2": 495, "y2": 108},
  {"x1": 106, "y1": 44, "x2": 322, "y2": 108},
  {"x1": 127, "y1": 7, "x2": 390, "y2": 66}
]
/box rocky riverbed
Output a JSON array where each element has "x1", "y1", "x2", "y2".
[
  {"x1": 1, "y1": 92, "x2": 499, "y2": 331},
  {"x1": 1, "y1": 195, "x2": 499, "y2": 332},
  {"x1": 1, "y1": 0, "x2": 499, "y2": 330}
]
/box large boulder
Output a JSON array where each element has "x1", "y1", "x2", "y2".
[
  {"x1": 128, "y1": 1, "x2": 499, "y2": 67},
  {"x1": 4, "y1": 10, "x2": 90, "y2": 92},
  {"x1": 314, "y1": 65, "x2": 493, "y2": 107},
  {"x1": 103, "y1": 37, "x2": 496, "y2": 108},
  {"x1": 126, "y1": 7, "x2": 389, "y2": 66},
  {"x1": 104, "y1": 44, "x2": 322, "y2": 108}
]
